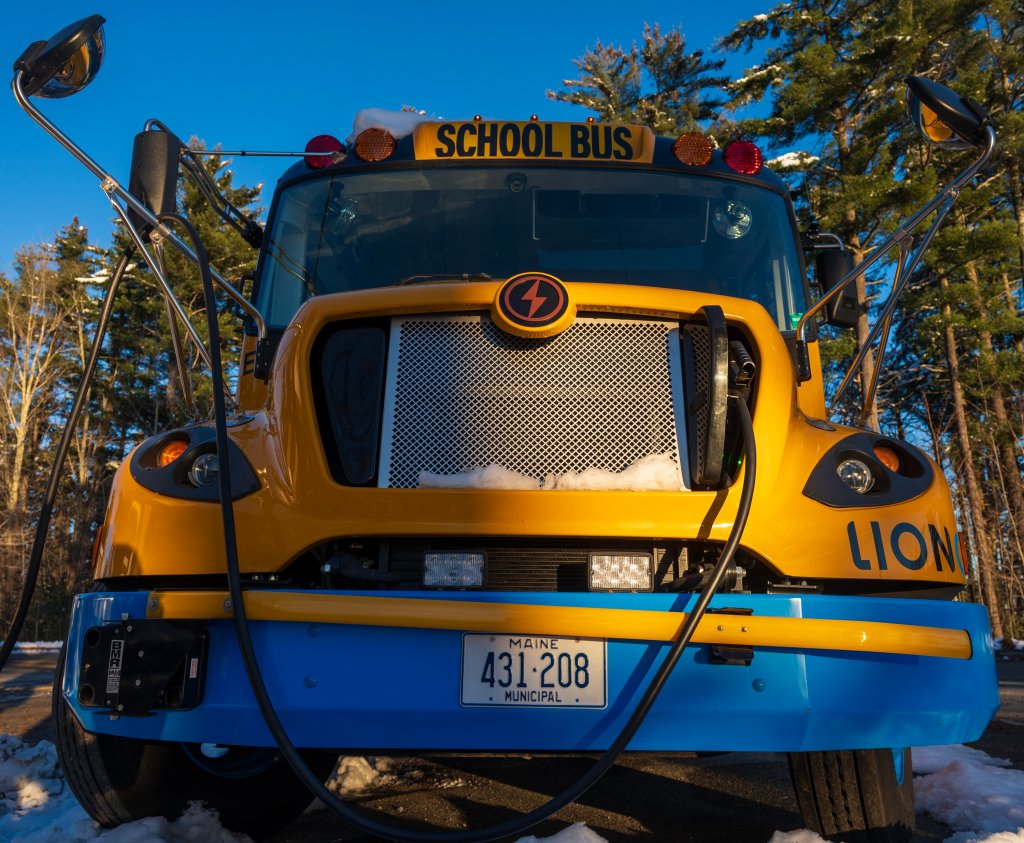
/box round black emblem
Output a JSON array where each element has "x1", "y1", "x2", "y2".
[{"x1": 498, "y1": 274, "x2": 569, "y2": 328}]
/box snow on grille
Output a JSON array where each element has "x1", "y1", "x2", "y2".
[{"x1": 379, "y1": 315, "x2": 684, "y2": 489}]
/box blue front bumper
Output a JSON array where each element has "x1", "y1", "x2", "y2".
[{"x1": 60, "y1": 591, "x2": 999, "y2": 752}]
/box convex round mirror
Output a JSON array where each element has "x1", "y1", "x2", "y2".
[
  {"x1": 905, "y1": 75, "x2": 991, "y2": 150},
  {"x1": 14, "y1": 14, "x2": 106, "y2": 98}
]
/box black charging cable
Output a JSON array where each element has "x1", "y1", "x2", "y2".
[
  {"x1": 179, "y1": 216, "x2": 761, "y2": 843},
  {"x1": 0, "y1": 247, "x2": 135, "y2": 674},
  {"x1": 3, "y1": 211, "x2": 758, "y2": 840}
]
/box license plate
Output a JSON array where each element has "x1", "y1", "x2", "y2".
[{"x1": 460, "y1": 634, "x2": 607, "y2": 708}]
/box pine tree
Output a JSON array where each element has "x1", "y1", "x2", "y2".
[
  {"x1": 722, "y1": 0, "x2": 986, "y2": 428},
  {"x1": 548, "y1": 24, "x2": 729, "y2": 136}
]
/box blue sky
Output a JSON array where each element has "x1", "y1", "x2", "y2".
[{"x1": 1, "y1": 1, "x2": 775, "y2": 271}]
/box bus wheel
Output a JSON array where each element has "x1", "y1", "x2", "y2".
[
  {"x1": 53, "y1": 648, "x2": 336, "y2": 840},
  {"x1": 787, "y1": 748, "x2": 915, "y2": 843}
]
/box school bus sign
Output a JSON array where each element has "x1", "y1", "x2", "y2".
[{"x1": 414, "y1": 120, "x2": 656, "y2": 162}]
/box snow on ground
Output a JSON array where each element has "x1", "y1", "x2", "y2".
[
  {"x1": 3, "y1": 736, "x2": 1024, "y2": 842},
  {"x1": 0, "y1": 736, "x2": 251, "y2": 842},
  {"x1": 769, "y1": 745, "x2": 1024, "y2": 843},
  {"x1": 0, "y1": 642, "x2": 62, "y2": 653},
  {"x1": 914, "y1": 745, "x2": 1024, "y2": 840},
  {"x1": 516, "y1": 823, "x2": 607, "y2": 843},
  {"x1": 419, "y1": 453, "x2": 683, "y2": 492}
]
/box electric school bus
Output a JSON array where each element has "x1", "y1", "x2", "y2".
[{"x1": 4, "y1": 14, "x2": 1000, "y2": 843}]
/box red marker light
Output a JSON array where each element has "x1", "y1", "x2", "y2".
[
  {"x1": 354, "y1": 128, "x2": 396, "y2": 162},
  {"x1": 723, "y1": 141, "x2": 763, "y2": 175},
  {"x1": 304, "y1": 135, "x2": 343, "y2": 169}
]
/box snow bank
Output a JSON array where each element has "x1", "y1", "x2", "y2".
[
  {"x1": 516, "y1": 822, "x2": 607, "y2": 843},
  {"x1": 943, "y1": 829, "x2": 1024, "y2": 842},
  {"x1": 768, "y1": 831, "x2": 828, "y2": 843},
  {"x1": 915, "y1": 744, "x2": 1013, "y2": 774},
  {"x1": 0, "y1": 736, "x2": 251, "y2": 842},
  {"x1": 993, "y1": 637, "x2": 1024, "y2": 652},
  {"x1": 346, "y1": 108, "x2": 438, "y2": 144},
  {"x1": 4, "y1": 735, "x2": 1024, "y2": 843},
  {"x1": 330, "y1": 756, "x2": 395, "y2": 795},
  {"x1": 915, "y1": 745, "x2": 1024, "y2": 838},
  {"x1": 419, "y1": 453, "x2": 683, "y2": 492},
  {"x1": 757, "y1": 746, "x2": 1024, "y2": 843}
]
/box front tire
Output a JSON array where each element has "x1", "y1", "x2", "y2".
[
  {"x1": 788, "y1": 748, "x2": 915, "y2": 843},
  {"x1": 53, "y1": 645, "x2": 336, "y2": 840}
]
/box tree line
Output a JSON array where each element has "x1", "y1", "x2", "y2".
[
  {"x1": 549, "y1": 1, "x2": 1023, "y2": 636},
  {"x1": 0, "y1": 152, "x2": 258, "y2": 640},
  {"x1": 1, "y1": 0, "x2": 1021, "y2": 640}
]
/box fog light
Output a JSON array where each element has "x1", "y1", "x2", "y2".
[
  {"x1": 589, "y1": 553, "x2": 653, "y2": 592},
  {"x1": 424, "y1": 552, "x2": 485, "y2": 588},
  {"x1": 837, "y1": 458, "x2": 874, "y2": 493},
  {"x1": 188, "y1": 453, "x2": 219, "y2": 487}
]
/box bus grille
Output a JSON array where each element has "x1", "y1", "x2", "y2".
[{"x1": 379, "y1": 315, "x2": 687, "y2": 489}]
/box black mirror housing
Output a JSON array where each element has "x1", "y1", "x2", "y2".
[
  {"x1": 906, "y1": 75, "x2": 992, "y2": 150},
  {"x1": 816, "y1": 248, "x2": 859, "y2": 329},
  {"x1": 15, "y1": 14, "x2": 106, "y2": 98},
  {"x1": 127, "y1": 129, "x2": 182, "y2": 233}
]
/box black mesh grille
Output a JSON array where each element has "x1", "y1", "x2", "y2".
[
  {"x1": 380, "y1": 315, "x2": 682, "y2": 488},
  {"x1": 688, "y1": 323, "x2": 710, "y2": 479}
]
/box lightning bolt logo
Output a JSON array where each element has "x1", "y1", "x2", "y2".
[
  {"x1": 494, "y1": 273, "x2": 570, "y2": 336},
  {"x1": 521, "y1": 279, "x2": 549, "y2": 319}
]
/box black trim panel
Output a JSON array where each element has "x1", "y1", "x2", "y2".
[
  {"x1": 129, "y1": 426, "x2": 260, "y2": 501},
  {"x1": 802, "y1": 433, "x2": 933, "y2": 508}
]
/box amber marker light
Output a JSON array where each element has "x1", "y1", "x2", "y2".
[
  {"x1": 873, "y1": 443, "x2": 902, "y2": 473},
  {"x1": 723, "y1": 140, "x2": 764, "y2": 175},
  {"x1": 673, "y1": 133, "x2": 713, "y2": 166},
  {"x1": 157, "y1": 439, "x2": 188, "y2": 467},
  {"x1": 354, "y1": 128, "x2": 396, "y2": 162}
]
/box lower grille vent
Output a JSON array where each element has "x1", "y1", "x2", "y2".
[{"x1": 383, "y1": 541, "x2": 684, "y2": 592}]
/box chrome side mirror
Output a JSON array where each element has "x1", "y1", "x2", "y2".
[
  {"x1": 14, "y1": 14, "x2": 105, "y2": 98},
  {"x1": 906, "y1": 75, "x2": 992, "y2": 150}
]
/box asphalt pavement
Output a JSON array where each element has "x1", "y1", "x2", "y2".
[{"x1": 1, "y1": 652, "x2": 1021, "y2": 842}]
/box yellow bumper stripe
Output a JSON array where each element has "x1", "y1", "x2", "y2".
[{"x1": 145, "y1": 591, "x2": 971, "y2": 660}]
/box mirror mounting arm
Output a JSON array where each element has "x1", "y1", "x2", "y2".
[
  {"x1": 10, "y1": 70, "x2": 268, "y2": 343},
  {"x1": 791, "y1": 123, "x2": 995, "y2": 413}
]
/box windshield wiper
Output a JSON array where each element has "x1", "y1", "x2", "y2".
[{"x1": 394, "y1": 273, "x2": 494, "y2": 286}]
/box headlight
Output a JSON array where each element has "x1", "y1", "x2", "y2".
[
  {"x1": 803, "y1": 433, "x2": 931, "y2": 508},
  {"x1": 837, "y1": 458, "x2": 874, "y2": 494}
]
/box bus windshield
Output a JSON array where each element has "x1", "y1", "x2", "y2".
[{"x1": 257, "y1": 166, "x2": 807, "y2": 331}]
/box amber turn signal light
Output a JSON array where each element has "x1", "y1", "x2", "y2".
[
  {"x1": 157, "y1": 439, "x2": 188, "y2": 467},
  {"x1": 873, "y1": 444, "x2": 902, "y2": 473}
]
